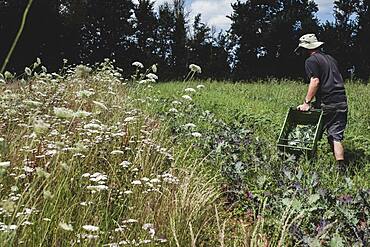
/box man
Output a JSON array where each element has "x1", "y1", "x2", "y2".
[{"x1": 295, "y1": 34, "x2": 348, "y2": 171}]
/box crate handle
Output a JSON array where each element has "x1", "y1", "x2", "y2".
[{"x1": 290, "y1": 107, "x2": 322, "y2": 113}]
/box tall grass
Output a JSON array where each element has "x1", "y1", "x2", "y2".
[{"x1": 0, "y1": 62, "x2": 254, "y2": 246}]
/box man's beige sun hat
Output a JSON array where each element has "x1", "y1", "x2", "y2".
[{"x1": 294, "y1": 34, "x2": 324, "y2": 53}]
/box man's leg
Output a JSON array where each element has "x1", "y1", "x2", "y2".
[
  {"x1": 326, "y1": 109, "x2": 347, "y2": 171},
  {"x1": 333, "y1": 141, "x2": 345, "y2": 161}
]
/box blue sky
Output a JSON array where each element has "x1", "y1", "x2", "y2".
[{"x1": 150, "y1": 0, "x2": 335, "y2": 31}]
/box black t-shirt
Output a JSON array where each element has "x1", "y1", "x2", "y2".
[{"x1": 305, "y1": 52, "x2": 347, "y2": 105}]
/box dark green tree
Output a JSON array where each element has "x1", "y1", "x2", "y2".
[
  {"x1": 157, "y1": 2, "x2": 176, "y2": 79},
  {"x1": 172, "y1": 0, "x2": 187, "y2": 78},
  {"x1": 355, "y1": 0, "x2": 370, "y2": 79},
  {"x1": 321, "y1": 0, "x2": 358, "y2": 78},
  {"x1": 228, "y1": 0, "x2": 279, "y2": 79},
  {"x1": 133, "y1": 0, "x2": 158, "y2": 67},
  {"x1": 266, "y1": 0, "x2": 319, "y2": 78},
  {"x1": 188, "y1": 14, "x2": 230, "y2": 79}
]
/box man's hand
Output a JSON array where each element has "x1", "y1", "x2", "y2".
[{"x1": 297, "y1": 102, "x2": 310, "y2": 111}]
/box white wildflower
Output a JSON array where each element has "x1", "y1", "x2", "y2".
[
  {"x1": 59, "y1": 222, "x2": 73, "y2": 231},
  {"x1": 82, "y1": 225, "x2": 99, "y2": 232},
  {"x1": 131, "y1": 180, "x2": 142, "y2": 185},
  {"x1": 191, "y1": 132, "x2": 202, "y2": 138},
  {"x1": 76, "y1": 90, "x2": 95, "y2": 98},
  {"x1": 184, "y1": 123, "x2": 196, "y2": 128},
  {"x1": 150, "y1": 178, "x2": 161, "y2": 183},
  {"x1": 151, "y1": 64, "x2": 157, "y2": 73},
  {"x1": 0, "y1": 161, "x2": 11, "y2": 168},
  {"x1": 25, "y1": 67, "x2": 32, "y2": 76},
  {"x1": 168, "y1": 108, "x2": 178, "y2": 113},
  {"x1": 184, "y1": 88, "x2": 196, "y2": 93},
  {"x1": 124, "y1": 190, "x2": 133, "y2": 194},
  {"x1": 89, "y1": 173, "x2": 107, "y2": 182},
  {"x1": 4, "y1": 71, "x2": 13, "y2": 79},
  {"x1": 23, "y1": 166, "x2": 34, "y2": 173},
  {"x1": 189, "y1": 64, "x2": 202, "y2": 73},
  {"x1": 124, "y1": 117, "x2": 135, "y2": 122},
  {"x1": 74, "y1": 110, "x2": 92, "y2": 118},
  {"x1": 132, "y1": 62, "x2": 144, "y2": 68},
  {"x1": 196, "y1": 84, "x2": 205, "y2": 89},
  {"x1": 142, "y1": 223, "x2": 155, "y2": 238},
  {"x1": 122, "y1": 219, "x2": 138, "y2": 224},
  {"x1": 172, "y1": 100, "x2": 182, "y2": 105},
  {"x1": 119, "y1": 161, "x2": 131, "y2": 168},
  {"x1": 75, "y1": 65, "x2": 92, "y2": 78},
  {"x1": 138, "y1": 79, "x2": 149, "y2": 84},
  {"x1": 87, "y1": 185, "x2": 108, "y2": 192},
  {"x1": 111, "y1": 150, "x2": 124, "y2": 155},
  {"x1": 146, "y1": 73, "x2": 158, "y2": 81},
  {"x1": 182, "y1": 95, "x2": 192, "y2": 101},
  {"x1": 83, "y1": 123, "x2": 102, "y2": 130},
  {"x1": 54, "y1": 107, "x2": 75, "y2": 119}
]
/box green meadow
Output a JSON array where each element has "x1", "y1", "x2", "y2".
[{"x1": 0, "y1": 63, "x2": 369, "y2": 246}]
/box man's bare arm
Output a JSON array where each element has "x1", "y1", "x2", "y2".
[{"x1": 298, "y1": 77, "x2": 320, "y2": 111}]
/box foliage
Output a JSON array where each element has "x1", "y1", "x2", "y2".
[
  {"x1": 287, "y1": 125, "x2": 316, "y2": 148},
  {"x1": 145, "y1": 80, "x2": 370, "y2": 246}
]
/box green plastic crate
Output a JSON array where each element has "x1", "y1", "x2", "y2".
[{"x1": 277, "y1": 108, "x2": 324, "y2": 157}]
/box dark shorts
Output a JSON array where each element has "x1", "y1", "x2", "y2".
[{"x1": 322, "y1": 102, "x2": 348, "y2": 142}]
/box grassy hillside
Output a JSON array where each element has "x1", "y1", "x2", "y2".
[{"x1": 0, "y1": 61, "x2": 369, "y2": 246}]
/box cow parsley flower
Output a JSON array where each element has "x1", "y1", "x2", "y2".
[
  {"x1": 82, "y1": 225, "x2": 99, "y2": 232},
  {"x1": 168, "y1": 108, "x2": 178, "y2": 113},
  {"x1": 151, "y1": 64, "x2": 158, "y2": 73},
  {"x1": 76, "y1": 90, "x2": 95, "y2": 98},
  {"x1": 54, "y1": 107, "x2": 75, "y2": 119},
  {"x1": 182, "y1": 95, "x2": 192, "y2": 101},
  {"x1": 124, "y1": 117, "x2": 135, "y2": 122},
  {"x1": 59, "y1": 222, "x2": 73, "y2": 231},
  {"x1": 191, "y1": 132, "x2": 202, "y2": 138},
  {"x1": 184, "y1": 88, "x2": 196, "y2": 93},
  {"x1": 131, "y1": 180, "x2": 142, "y2": 185},
  {"x1": 74, "y1": 110, "x2": 92, "y2": 119},
  {"x1": 119, "y1": 161, "x2": 131, "y2": 168},
  {"x1": 87, "y1": 185, "x2": 108, "y2": 192},
  {"x1": 189, "y1": 64, "x2": 202, "y2": 73},
  {"x1": 132, "y1": 62, "x2": 144, "y2": 68},
  {"x1": 0, "y1": 161, "x2": 10, "y2": 168},
  {"x1": 146, "y1": 73, "x2": 158, "y2": 81},
  {"x1": 184, "y1": 123, "x2": 196, "y2": 129}
]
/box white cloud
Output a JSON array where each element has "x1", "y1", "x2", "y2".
[{"x1": 189, "y1": 0, "x2": 236, "y2": 31}]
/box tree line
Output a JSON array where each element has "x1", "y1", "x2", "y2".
[{"x1": 0, "y1": 0, "x2": 369, "y2": 81}]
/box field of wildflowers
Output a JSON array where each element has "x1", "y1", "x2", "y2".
[
  {"x1": 0, "y1": 60, "x2": 248, "y2": 246},
  {"x1": 0, "y1": 60, "x2": 369, "y2": 246}
]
